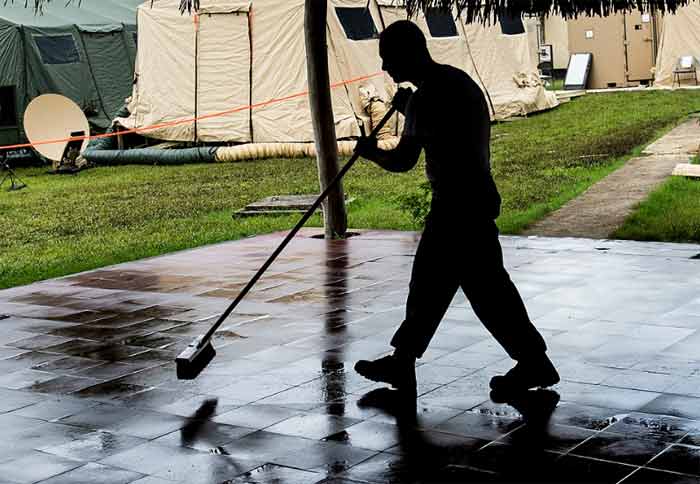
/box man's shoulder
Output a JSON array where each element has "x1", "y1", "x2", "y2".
[
  {"x1": 418, "y1": 64, "x2": 489, "y2": 123},
  {"x1": 434, "y1": 63, "x2": 472, "y2": 83},
  {"x1": 425, "y1": 63, "x2": 479, "y2": 93}
]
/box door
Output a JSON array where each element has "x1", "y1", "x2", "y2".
[
  {"x1": 0, "y1": 85, "x2": 19, "y2": 145},
  {"x1": 625, "y1": 11, "x2": 655, "y2": 82}
]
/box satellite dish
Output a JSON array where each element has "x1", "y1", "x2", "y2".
[{"x1": 23, "y1": 94, "x2": 90, "y2": 163}]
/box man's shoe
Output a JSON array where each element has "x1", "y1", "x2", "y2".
[
  {"x1": 490, "y1": 354, "x2": 559, "y2": 394},
  {"x1": 354, "y1": 354, "x2": 417, "y2": 393}
]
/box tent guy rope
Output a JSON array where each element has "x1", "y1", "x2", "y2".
[{"x1": 0, "y1": 71, "x2": 385, "y2": 152}]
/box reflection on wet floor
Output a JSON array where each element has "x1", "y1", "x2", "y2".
[
  {"x1": 1, "y1": 230, "x2": 700, "y2": 482},
  {"x1": 180, "y1": 398, "x2": 220, "y2": 447}
]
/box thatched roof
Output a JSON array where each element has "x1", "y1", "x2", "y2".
[
  {"x1": 177, "y1": 0, "x2": 692, "y2": 21},
  {"x1": 412, "y1": 0, "x2": 692, "y2": 21},
  {"x1": 12, "y1": 0, "x2": 695, "y2": 23}
]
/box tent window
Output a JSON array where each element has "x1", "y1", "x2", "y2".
[
  {"x1": 34, "y1": 34, "x2": 81, "y2": 65},
  {"x1": 499, "y1": 13, "x2": 525, "y2": 35},
  {"x1": 425, "y1": 9, "x2": 458, "y2": 37},
  {"x1": 336, "y1": 7, "x2": 378, "y2": 40},
  {"x1": 0, "y1": 86, "x2": 17, "y2": 127}
]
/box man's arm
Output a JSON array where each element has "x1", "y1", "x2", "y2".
[
  {"x1": 356, "y1": 135, "x2": 421, "y2": 173},
  {"x1": 355, "y1": 86, "x2": 421, "y2": 171}
]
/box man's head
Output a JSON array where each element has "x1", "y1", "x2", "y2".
[{"x1": 379, "y1": 20, "x2": 431, "y2": 84}]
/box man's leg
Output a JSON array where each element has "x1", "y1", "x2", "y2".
[
  {"x1": 355, "y1": 213, "x2": 460, "y2": 391},
  {"x1": 390, "y1": 216, "x2": 461, "y2": 359},
  {"x1": 460, "y1": 220, "x2": 558, "y2": 391}
]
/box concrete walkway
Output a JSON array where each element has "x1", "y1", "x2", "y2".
[{"x1": 524, "y1": 117, "x2": 700, "y2": 239}]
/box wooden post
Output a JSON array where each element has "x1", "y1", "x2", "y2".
[
  {"x1": 304, "y1": 0, "x2": 348, "y2": 238},
  {"x1": 116, "y1": 126, "x2": 124, "y2": 151}
]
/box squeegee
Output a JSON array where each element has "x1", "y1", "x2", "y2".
[{"x1": 175, "y1": 106, "x2": 398, "y2": 379}]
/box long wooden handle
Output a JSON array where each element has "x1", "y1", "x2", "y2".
[{"x1": 200, "y1": 106, "x2": 398, "y2": 345}]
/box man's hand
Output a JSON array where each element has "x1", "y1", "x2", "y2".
[
  {"x1": 355, "y1": 135, "x2": 378, "y2": 161},
  {"x1": 391, "y1": 87, "x2": 413, "y2": 114}
]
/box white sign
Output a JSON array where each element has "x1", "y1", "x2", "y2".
[
  {"x1": 585, "y1": 30, "x2": 594, "y2": 39},
  {"x1": 642, "y1": 13, "x2": 651, "y2": 22},
  {"x1": 565, "y1": 53, "x2": 592, "y2": 88},
  {"x1": 539, "y1": 45, "x2": 553, "y2": 63}
]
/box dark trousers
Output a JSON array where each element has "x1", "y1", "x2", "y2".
[{"x1": 390, "y1": 202, "x2": 547, "y2": 360}]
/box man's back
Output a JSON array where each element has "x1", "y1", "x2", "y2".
[{"x1": 403, "y1": 63, "x2": 500, "y2": 219}]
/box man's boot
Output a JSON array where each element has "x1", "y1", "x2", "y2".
[
  {"x1": 355, "y1": 354, "x2": 417, "y2": 394},
  {"x1": 489, "y1": 353, "x2": 559, "y2": 395}
]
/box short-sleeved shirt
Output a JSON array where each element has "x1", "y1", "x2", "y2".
[{"x1": 402, "y1": 63, "x2": 501, "y2": 220}]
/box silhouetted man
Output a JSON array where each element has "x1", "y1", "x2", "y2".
[{"x1": 354, "y1": 20, "x2": 559, "y2": 396}]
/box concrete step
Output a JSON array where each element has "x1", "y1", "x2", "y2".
[
  {"x1": 234, "y1": 194, "x2": 354, "y2": 217},
  {"x1": 672, "y1": 163, "x2": 700, "y2": 178},
  {"x1": 555, "y1": 90, "x2": 586, "y2": 102}
]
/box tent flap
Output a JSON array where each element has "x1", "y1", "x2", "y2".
[
  {"x1": 197, "y1": 0, "x2": 251, "y2": 14},
  {"x1": 23, "y1": 26, "x2": 106, "y2": 124},
  {"x1": 0, "y1": 21, "x2": 23, "y2": 143},
  {"x1": 77, "y1": 24, "x2": 124, "y2": 33},
  {"x1": 196, "y1": 11, "x2": 251, "y2": 142},
  {"x1": 82, "y1": 31, "x2": 135, "y2": 121}
]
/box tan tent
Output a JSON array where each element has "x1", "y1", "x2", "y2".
[
  {"x1": 457, "y1": 13, "x2": 557, "y2": 119},
  {"x1": 654, "y1": 2, "x2": 700, "y2": 87},
  {"x1": 117, "y1": 0, "x2": 558, "y2": 144}
]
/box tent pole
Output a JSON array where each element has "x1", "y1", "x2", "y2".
[
  {"x1": 76, "y1": 30, "x2": 110, "y2": 122},
  {"x1": 248, "y1": 9, "x2": 254, "y2": 142},
  {"x1": 19, "y1": 25, "x2": 28, "y2": 142},
  {"x1": 304, "y1": 0, "x2": 348, "y2": 239},
  {"x1": 194, "y1": 13, "x2": 199, "y2": 144}
]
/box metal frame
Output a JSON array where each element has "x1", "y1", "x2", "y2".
[
  {"x1": 673, "y1": 68, "x2": 699, "y2": 87},
  {"x1": 564, "y1": 52, "x2": 592, "y2": 90}
]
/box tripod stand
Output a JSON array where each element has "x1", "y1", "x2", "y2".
[{"x1": 0, "y1": 152, "x2": 27, "y2": 191}]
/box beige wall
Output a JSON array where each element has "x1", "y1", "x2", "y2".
[
  {"x1": 564, "y1": 12, "x2": 657, "y2": 89},
  {"x1": 544, "y1": 15, "x2": 570, "y2": 69},
  {"x1": 524, "y1": 16, "x2": 541, "y2": 69},
  {"x1": 568, "y1": 13, "x2": 627, "y2": 88}
]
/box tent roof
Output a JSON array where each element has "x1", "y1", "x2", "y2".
[{"x1": 0, "y1": 0, "x2": 142, "y2": 27}]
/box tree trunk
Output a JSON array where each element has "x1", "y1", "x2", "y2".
[{"x1": 304, "y1": 0, "x2": 347, "y2": 238}]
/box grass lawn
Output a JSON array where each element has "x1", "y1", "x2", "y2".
[
  {"x1": 613, "y1": 147, "x2": 700, "y2": 243},
  {"x1": 3, "y1": 90, "x2": 700, "y2": 288},
  {"x1": 613, "y1": 176, "x2": 700, "y2": 243},
  {"x1": 545, "y1": 78, "x2": 565, "y2": 91}
]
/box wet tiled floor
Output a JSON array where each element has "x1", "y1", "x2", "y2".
[{"x1": 2, "y1": 230, "x2": 700, "y2": 483}]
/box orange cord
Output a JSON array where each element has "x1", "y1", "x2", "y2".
[{"x1": 0, "y1": 71, "x2": 385, "y2": 152}]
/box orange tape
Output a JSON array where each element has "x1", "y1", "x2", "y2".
[{"x1": 0, "y1": 71, "x2": 385, "y2": 152}]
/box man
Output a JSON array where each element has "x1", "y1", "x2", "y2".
[{"x1": 354, "y1": 20, "x2": 559, "y2": 396}]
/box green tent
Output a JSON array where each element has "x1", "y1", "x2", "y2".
[{"x1": 0, "y1": 0, "x2": 142, "y2": 146}]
